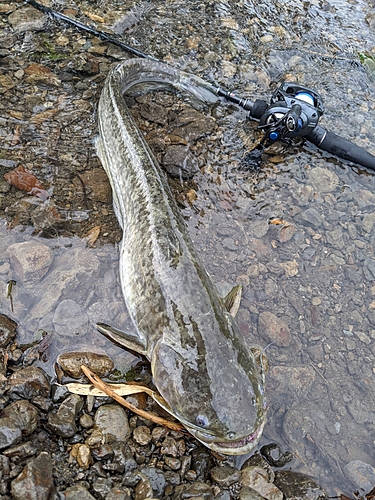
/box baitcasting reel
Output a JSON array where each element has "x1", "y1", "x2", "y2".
[
  {"x1": 257, "y1": 83, "x2": 324, "y2": 143},
  {"x1": 218, "y1": 83, "x2": 375, "y2": 169}
]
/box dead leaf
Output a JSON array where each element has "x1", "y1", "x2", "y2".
[
  {"x1": 65, "y1": 381, "x2": 147, "y2": 397},
  {"x1": 83, "y1": 11, "x2": 105, "y2": 22},
  {"x1": 4, "y1": 165, "x2": 49, "y2": 200},
  {"x1": 186, "y1": 189, "x2": 197, "y2": 205},
  {"x1": 30, "y1": 108, "x2": 59, "y2": 125},
  {"x1": 11, "y1": 125, "x2": 21, "y2": 146},
  {"x1": 85, "y1": 225, "x2": 100, "y2": 247},
  {"x1": 269, "y1": 218, "x2": 288, "y2": 226},
  {"x1": 24, "y1": 63, "x2": 60, "y2": 86},
  {"x1": 7, "y1": 110, "x2": 24, "y2": 120},
  {"x1": 0, "y1": 75, "x2": 15, "y2": 93},
  {"x1": 269, "y1": 218, "x2": 287, "y2": 225}
]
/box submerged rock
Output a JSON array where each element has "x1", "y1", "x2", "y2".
[
  {"x1": 274, "y1": 471, "x2": 328, "y2": 500},
  {"x1": 343, "y1": 460, "x2": 375, "y2": 494},
  {"x1": 7, "y1": 241, "x2": 53, "y2": 284},
  {"x1": 257, "y1": 311, "x2": 291, "y2": 347},
  {"x1": 53, "y1": 299, "x2": 89, "y2": 337}
]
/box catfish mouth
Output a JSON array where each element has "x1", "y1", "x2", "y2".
[
  {"x1": 189, "y1": 419, "x2": 266, "y2": 455},
  {"x1": 213, "y1": 421, "x2": 265, "y2": 453},
  {"x1": 151, "y1": 392, "x2": 265, "y2": 455}
]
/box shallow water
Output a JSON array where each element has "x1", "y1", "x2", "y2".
[{"x1": 1, "y1": 0, "x2": 375, "y2": 495}]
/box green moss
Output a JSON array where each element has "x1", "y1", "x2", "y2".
[{"x1": 29, "y1": 35, "x2": 68, "y2": 62}]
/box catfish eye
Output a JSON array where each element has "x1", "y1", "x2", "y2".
[{"x1": 196, "y1": 415, "x2": 209, "y2": 427}]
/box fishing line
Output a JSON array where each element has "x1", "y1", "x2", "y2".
[{"x1": 25, "y1": 0, "x2": 375, "y2": 169}]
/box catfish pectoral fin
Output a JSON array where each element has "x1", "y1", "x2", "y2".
[
  {"x1": 96, "y1": 322, "x2": 148, "y2": 356},
  {"x1": 223, "y1": 284, "x2": 242, "y2": 317}
]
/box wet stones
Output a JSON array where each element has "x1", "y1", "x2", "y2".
[
  {"x1": 162, "y1": 145, "x2": 199, "y2": 179},
  {"x1": 210, "y1": 466, "x2": 241, "y2": 487},
  {"x1": 30, "y1": 247, "x2": 100, "y2": 320},
  {"x1": 90, "y1": 404, "x2": 130, "y2": 445},
  {"x1": 343, "y1": 460, "x2": 375, "y2": 493},
  {"x1": 241, "y1": 465, "x2": 282, "y2": 500},
  {"x1": 170, "y1": 109, "x2": 216, "y2": 142},
  {"x1": 47, "y1": 394, "x2": 83, "y2": 438},
  {"x1": 11, "y1": 452, "x2": 55, "y2": 500},
  {"x1": 0, "y1": 314, "x2": 17, "y2": 347},
  {"x1": 6, "y1": 366, "x2": 50, "y2": 400},
  {"x1": 7, "y1": 241, "x2": 53, "y2": 284}
]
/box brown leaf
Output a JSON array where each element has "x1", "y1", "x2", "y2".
[
  {"x1": 30, "y1": 108, "x2": 59, "y2": 125},
  {"x1": 4, "y1": 165, "x2": 49, "y2": 200},
  {"x1": 85, "y1": 226, "x2": 100, "y2": 247},
  {"x1": 24, "y1": 63, "x2": 60, "y2": 86},
  {"x1": 83, "y1": 11, "x2": 105, "y2": 22},
  {"x1": 0, "y1": 75, "x2": 15, "y2": 93}
]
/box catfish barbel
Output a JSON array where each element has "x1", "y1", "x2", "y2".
[{"x1": 96, "y1": 58, "x2": 267, "y2": 454}]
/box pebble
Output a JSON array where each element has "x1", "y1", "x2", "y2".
[
  {"x1": 7, "y1": 241, "x2": 53, "y2": 284},
  {"x1": 11, "y1": 452, "x2": 55, "y2": 500},
  {"x1": 2, "y1": 399, "x2": 39, "y2": 435},
  {"x1": 57, "y1": 351, "x2": 114, "y2": 378},
  {"x1": 162, "y1": 145, "x2": 198, "y2": 179},
  {"x1": 133, "y1": 425, "x2": 152, "y2": 446},
  {"x1": 298, "y1": 208, "x2": 323, "y2": 228},
  {"x1": 106, "y1": 487, "x2": 132, "y2": 500},
  {"x1": 0, "y1": 417, "x2": 22, "y2": 450},
  {"x1": 47, "y1": 394, "x2": 83, "y2": 438},
  {"x1": 8, "y1": 5, "x2": 46, "y2": 32},
  {"x1": 92, "y1": 404, "x2": 130, "y2": 444},
  {"x1": 79, "y1": 168, "x2": 112, "y2": 203},
  {"x1": 171, "y1": 109, "x2": 215, "y2": 142},
  {"x1": 80, "y1": 413, "x2": 94, "y2": 429},
  {"x1": 70, "y1": 443, "x2": 93, "y2": 470},
  {"x1": 140, "y1": 466, "x2": 167, "y2": 497},
  {"x1": 174, "y1": 481, "x2": 213, "y2": 499},
  {"x1": 239, "y1": 486, "x2": 265, "y2": 499},
  {"x1": 6, "y1": 367, "x2": 50, "y2": 400},
  {"x1": 64, "y1": 483, "x2": 96, "y2": 500},
  {"x1": 241, "y1": 466, "x2": 283, "y2": 500},
  {"x1": 30, "y1": 248, "x2": 99, "y2": 319},
  {"x1": 210, "y1": 465, "x2": 241, "y2": 487},
  {"x1": 257, "y1": 311, "x2": 291, "y2": 347}
]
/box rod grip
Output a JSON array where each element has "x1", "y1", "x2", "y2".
[{"x1": 306, "y1": 125, "x2": 375, "y2": 169}]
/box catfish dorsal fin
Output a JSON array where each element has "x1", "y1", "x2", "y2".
[
  {"x1": 223, "y1": 284, "x2": 242, "y2": 317},
  {"x1": 96, "y1": 323, "x2": 148, "y2": 356}
]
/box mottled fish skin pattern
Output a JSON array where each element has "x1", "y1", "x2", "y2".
[{"x1": 97, "y1": 58, "x2": 267, "y2": 454}]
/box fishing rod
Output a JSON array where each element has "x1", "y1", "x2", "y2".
[{"x1": 26, "y1": 0, "x2": 375, "y2": 169}]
